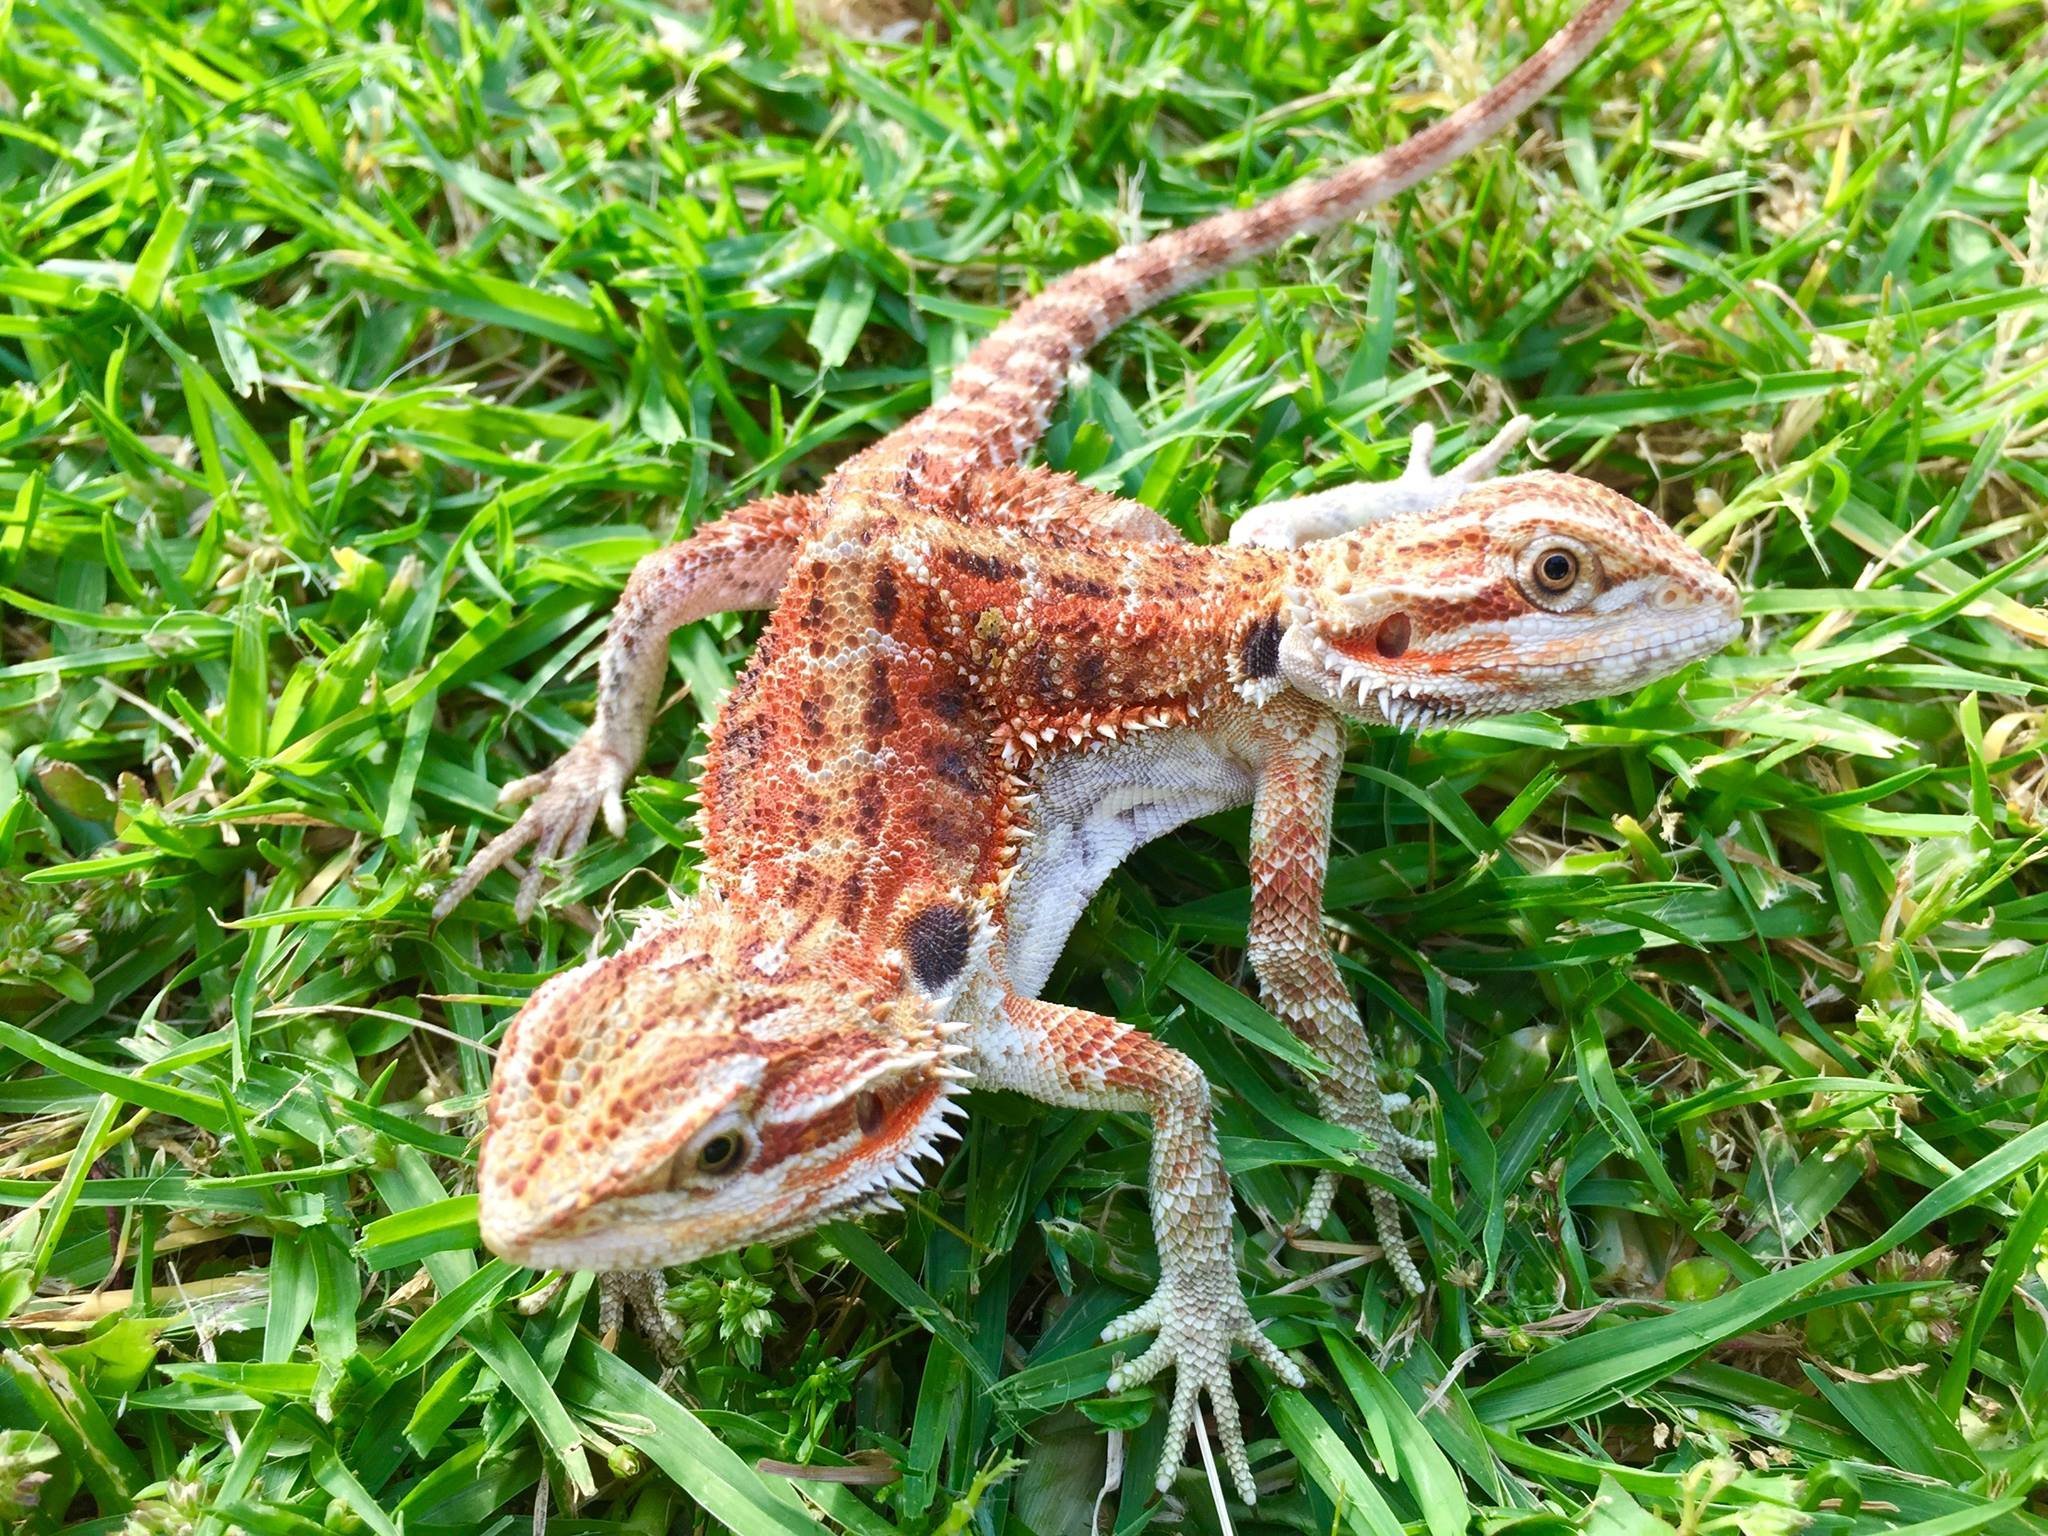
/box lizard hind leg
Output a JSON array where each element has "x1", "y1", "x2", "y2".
[
  {"x1": 1226, "y1": 415, "x2": 1532, "y2": 551},
  {"x1": 1298, "y1": 1088, "x2": 1437, "y2": 1297},
  {"x1": 598, "y1": 1269, "x2": 686, "y2": 1363}
]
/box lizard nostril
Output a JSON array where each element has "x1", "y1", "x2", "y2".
[{"x1": 1375, "y1": 613, "x2": 1411, "y2": 659}]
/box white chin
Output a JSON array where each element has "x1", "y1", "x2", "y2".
[{"x1": 484, "y1": 1228, "x2": 705, "y2": 1274}]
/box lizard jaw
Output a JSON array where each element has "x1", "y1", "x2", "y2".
[
  {"x1": 1280, "y1": 474, "x2": 1742, "y2": 727},
  {"x1": 480, "y1": 1052, "x2": 972, "y2": 1274}
]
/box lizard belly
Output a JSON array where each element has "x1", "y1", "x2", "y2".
[{"x1": 1003, "y1": 727, "x2": 1254, "y2": 999}]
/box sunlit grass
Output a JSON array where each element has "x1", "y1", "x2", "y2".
[{"x1": 3, "y1": 0, "x2": 2047, "y2": 1530}]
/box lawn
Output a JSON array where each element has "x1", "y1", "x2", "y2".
[{"x1": 4, "y1": 0, "x2": 2048, "y2": 1530}]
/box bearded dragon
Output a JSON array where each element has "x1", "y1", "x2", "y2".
[{"x1": 436, "y1": 0, "x2": 1740, "y2": 1501}]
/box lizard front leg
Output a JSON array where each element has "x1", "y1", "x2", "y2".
[
  {"x1": 436, "y1": 492, "x2": 816, "y2": 920},
  {"x1": 1248, "y1": 703, "x2": 1434, "y2": 1295},
  {"x1": 979, "y1": 994, "x2": 1304, "y2": 1503},
  {"x1": 1228, "y1": 416, "x2": 1531, "y2": 550}
]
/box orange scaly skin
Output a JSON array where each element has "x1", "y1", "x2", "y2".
[{"x1": 443, "y1": 0, "x2": 1741, "y2": 1502}]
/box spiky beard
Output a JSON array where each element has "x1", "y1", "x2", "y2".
[{"x1": 756, "y1": 1068, "x2": 972, "y2": 1243}]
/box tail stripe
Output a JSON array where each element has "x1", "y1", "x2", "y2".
[{"x1": 846, "y1": 0, "x2": 1630, "y2": 493}]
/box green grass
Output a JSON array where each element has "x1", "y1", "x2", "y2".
[{"x1": 4, "y1": 0, "x2": 2048, "y2": 1529}]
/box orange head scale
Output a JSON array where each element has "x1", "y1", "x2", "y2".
[
  {"x1": 1278, "y1": 472, "x2": 1741, "y2": 730},
  {"x1": 477, "y1": 891, "x2": 981, "y2": 1272}
]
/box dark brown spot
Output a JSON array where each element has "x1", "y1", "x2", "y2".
[
  {"x1": 1376, "y1": 613, "x2": 1412, "y2": 660},
  {"x1": 871, "y1": 567, "x2": 900, "y2": 629},
  {"x1": 929, "y1": 804, "x2": 983, "y2": 857},
  {"x1": 932, "y1": 681, "x2": 969, "y2": 721},
  {"x1": 905, "y1": 903, "x2": 973, "y2": 992},
  {"x1": 1051, "y1": 572, "x2": 1114, "y2": 600},
  {"x1": 863, "y1": 657, "x2": 897, "y2": 733},
  {"x1": 932, "y1": 746, "x2": 981, "y2": 794},
  {"x1": 1240, "y1": 614, "x2": 1282, "y2": 679},
  {"x1": 855, "y1": 779, "x2": 886, "y2": 839},
  {"x1": 1027, "y1": 648, "x2": 1059, "y2": 702},
  {"x1": 943, "y1": 548, "x2": 1022, "y2": 583}
]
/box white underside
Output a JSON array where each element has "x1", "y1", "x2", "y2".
[{"x1": 1001, "y1": 727, "x2": 1255, "y2": 999}]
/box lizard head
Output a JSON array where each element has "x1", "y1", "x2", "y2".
[
  {"x1": 476, "y1": 894, "x2": 977, "y2": 1273},
  {"x1": 1277, "y1": 472, "x2": 1740, "y2": 729}
]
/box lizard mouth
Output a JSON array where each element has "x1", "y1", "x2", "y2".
[
  {"x1": 1332, "y1": 669, "x2": 1467, "y2": 730},
  {"x1": 480, "y1": 1072, "x2": 970, "y2": 1274},
  {"x1": 1307, "y1": 604, "x2": 1741, "y2": 729}
]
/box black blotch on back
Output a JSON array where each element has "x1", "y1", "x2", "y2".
[
  {"x1": 942, "y1": 548, "x2": 1022, "y2": 583},
  {"x1": 1050, "y1": 572, "x2": 1115, "y2": 600},
  {"x1": 862, "y1": 656, "x2": 897, "y2": 733},
  {"x1": 871, "y1": 567, "x2": 900, "y2": 629},
  {"x1": 932, "y1": 745, "x2": 982, "y2": 794},
  {"x1": 905, "y1": 904, "x2": 972, "y2": 992},
  {"x1": 1241, "y1": 613, "x2": 1283, "y2": 679}
]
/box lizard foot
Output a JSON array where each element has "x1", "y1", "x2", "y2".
[
  {"x1": 434, "y1": 732, "x2": 631, "y2": 922},
  {"x1": 1102, "y1": 1266, "x2": 1306, "y2": 1504},
  {"x1": 1396, "y1": 413, "x2": 1532, "y2": 491},
  {"x1": 1298, "y1": 1091, "x2": 1435, "y2": 1295},
  {"x1": 1228, "y1": 414, "x2": 1534, "y2": 549},
  {"x1": 598, "y1": 1269, "x2": 684, "y2": 1364}
]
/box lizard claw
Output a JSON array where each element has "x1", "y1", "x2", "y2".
[
  {"x1": 1102, "y1": 1268, "x2": 1305, "y2": 1504},
  {"x1": 434, "y1": 732, "x2": 631, "y2": 922},
  {"x1": 1299, "y1": 1090, "x2": 1435, "y2": 1296}
]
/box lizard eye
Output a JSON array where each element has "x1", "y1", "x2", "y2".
[
  {"x1": 1520, "y1": 539, "x2": 1597, "y2": 611},
  {"x1": 696, "y1": 1132, "x2": 748, "y2": 1175},
  {"x1": 674, "y1": 1116, "x2": 754, "y2": 1184}
]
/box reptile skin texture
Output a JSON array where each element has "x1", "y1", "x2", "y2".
[{"x1": 435, "y1": 0, "x2": 1743, "y2": 1503}]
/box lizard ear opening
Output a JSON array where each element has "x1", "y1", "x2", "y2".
[
  {"x1": 856, "y1": 1089, "x2": 886, "y2": 1137},
  {"x1": 1375, "y1": 612, "x2": 1411, "y2": 659}
]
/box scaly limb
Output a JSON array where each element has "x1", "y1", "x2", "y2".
[
  {"x1": 598, "y1": 1270, "x2": 685, "y2": 1361},
  {"x1": 978, "y1": 994, "x2": 1304, "y2": 1503},
  {"x1": 1227, "y1": 416, "x2": 1532, "y2": 550},
  {"x1": 435, "y1": 493, "x2": 817, "y2": 921},
  {"x1": 1247, "y1": 700, "x2": 1434, "y2": 1295},
  {"x1": 515, "y1": 1269, "x2": 683, "y2": 1362}
]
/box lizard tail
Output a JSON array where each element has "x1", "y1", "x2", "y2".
[{"x1": 851, "y1": 0, "x2": 1630, "y2": 490}]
